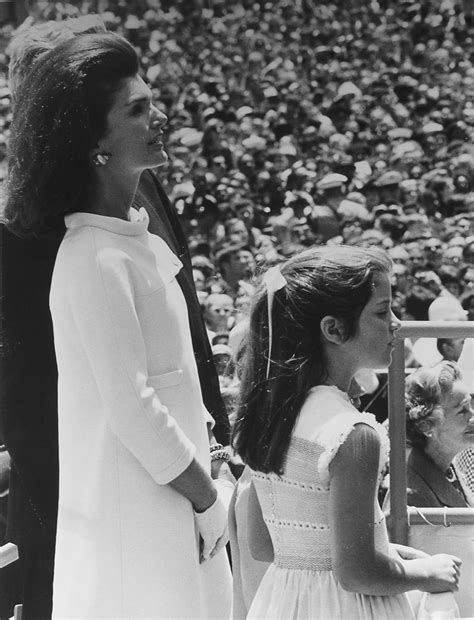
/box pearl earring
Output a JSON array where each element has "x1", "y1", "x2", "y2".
[{"x1": 92, "y1": 153, "x2": 111, "y2": 166}]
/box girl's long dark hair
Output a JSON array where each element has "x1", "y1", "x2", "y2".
[
  {"x1": 5, "y1": 32, "x2": 138, "y2": 237},
  {"x1": 232, "y1": 245, "x2": 391, "y2": 474}
]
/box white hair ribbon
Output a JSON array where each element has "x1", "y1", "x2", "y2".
[{"x1": 262, "y1": 266, "x2": 287, "y2": 379}]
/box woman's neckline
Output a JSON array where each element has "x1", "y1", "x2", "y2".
[{"x1": 64, "y1": 207, "x2": 149, "y2": 236}]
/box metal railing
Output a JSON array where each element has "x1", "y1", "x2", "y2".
[
  {"x1": 388, "y1": 320, "x2": 474, "y2": 544},
  {"x1": 1, "y1": 320, "x2": 473, "y2": 618}
]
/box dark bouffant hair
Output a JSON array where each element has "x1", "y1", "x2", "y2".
[{"x1": 5, "y1": 32, "x2": 138, "y2": 236}]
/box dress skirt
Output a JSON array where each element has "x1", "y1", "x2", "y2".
[{"x1": 248, "y1": 564, "x2": 415, "y2": 620}]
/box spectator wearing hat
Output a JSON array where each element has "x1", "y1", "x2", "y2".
[
  {"x1": 336, "y1": 198, "x2": 370, "y2": 223},
  {"x1": 311, "y1": 173, "x2": 347, "y2": 242},
  {"x1": 373, "y1": 170, "x2": 403, "y2": 206},
  {"x1": 421, "y1": 121, "x2": 446, "y2": 157}
]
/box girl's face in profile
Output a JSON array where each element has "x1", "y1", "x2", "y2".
[{"x1": 350, "y1": 272, "x2": 401, "y2": 370}]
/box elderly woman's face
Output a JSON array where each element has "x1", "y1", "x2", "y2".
[{"x1": 432, "y1": 381, "x2": 474, "y2": 456}]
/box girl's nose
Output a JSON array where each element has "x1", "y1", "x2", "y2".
[
  {"x1": 390, "y1": 311, "x2": 402, "y2": 333},
  {"x1": 151, "y1": 105, "x2": 167, "y2": 127}
]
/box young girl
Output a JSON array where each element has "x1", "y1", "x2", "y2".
[{"x1": 233, "y1": 245, "x2": 461, "y2": 619}]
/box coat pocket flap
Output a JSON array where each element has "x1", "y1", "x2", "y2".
[{"x1": 148, "y1": 370, "x2": 183, "y2": 390}]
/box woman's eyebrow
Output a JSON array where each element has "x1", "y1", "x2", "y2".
[{"x1": 127, "y1": 94, "x2": 150, "y2": 106}]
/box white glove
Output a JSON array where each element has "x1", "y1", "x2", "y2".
[
  {"x1": 213, "y1": 478, "x2": 235, "y2": 512},
  {"x1": 194, "y1": 491, "x2": 228, "y2": 562}
]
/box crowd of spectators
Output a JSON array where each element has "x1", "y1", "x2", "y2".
[
  {"x1": 1, "y1": 4, "x2": 474, "y2": 616},
  {"x1": 1, "y1": 0, "x2": 474, "y2": 396}
]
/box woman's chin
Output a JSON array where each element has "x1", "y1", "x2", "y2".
[{"x1": 149, "y1": 148, "x2": 168, "y2": 168}]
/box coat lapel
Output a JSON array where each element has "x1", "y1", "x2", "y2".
[{"x1": 408, "y1": 448, "x2": 467, "y2": 508}]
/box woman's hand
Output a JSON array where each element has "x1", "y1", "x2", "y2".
[
  {"x1": 194, "y1": 491, "x2": 229, "y2": 563},
  {"x1": 418, "y1": 554, "x2": 462, "y2": 593},
  {"x1": 169, "y1": 458, "x2": 230, "y2": 561}
]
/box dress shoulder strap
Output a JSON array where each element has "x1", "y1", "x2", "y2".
[{"x1": 316, "y1": 411, "x2": 389, "y2": 487}]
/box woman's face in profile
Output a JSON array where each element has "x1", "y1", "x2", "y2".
[
  {"x1": 97, "y1": 74, "x2": 168, "y2": 173},
  {"x1": 433, "y1": 381, "x2": 474, "y2": 456}
]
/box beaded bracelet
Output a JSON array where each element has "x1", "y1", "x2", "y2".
[
  {"x1": 210, "y1": 443, "x2": 224, "y2": 453},
  {"x1": 210, "y1": 449, "x2": 230, "y2": 463}
]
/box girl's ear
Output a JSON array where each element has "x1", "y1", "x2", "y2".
[{"x1": 320, "y1": 315, "x2": 346, "y2": 345}]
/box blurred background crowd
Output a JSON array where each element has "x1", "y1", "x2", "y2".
[{"x1": 0, "y1": 0, "x2": 474, "y2": 440}]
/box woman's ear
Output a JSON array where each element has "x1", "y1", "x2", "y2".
[{"x1": 320, "y1": 315, "x2": 346, "y2": 345}]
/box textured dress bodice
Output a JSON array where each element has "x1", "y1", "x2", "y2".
[
  {"x1": 247, "y1": 385, "x2": 414, "y2": 620},
  {"x1": 253, "y1": 435, "x2": 390, "y2": 573}
]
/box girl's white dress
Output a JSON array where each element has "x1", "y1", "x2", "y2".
[{"x1": 248, "y1": 385, "x2": 415, "y2": 620}]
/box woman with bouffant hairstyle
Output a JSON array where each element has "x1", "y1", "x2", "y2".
[
  {"x1": 5, "y1": 32, "x2": 138, "y2": 236},
  {"x1": 5, "y1": 32, "x2": 231, "y2": 618}
]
